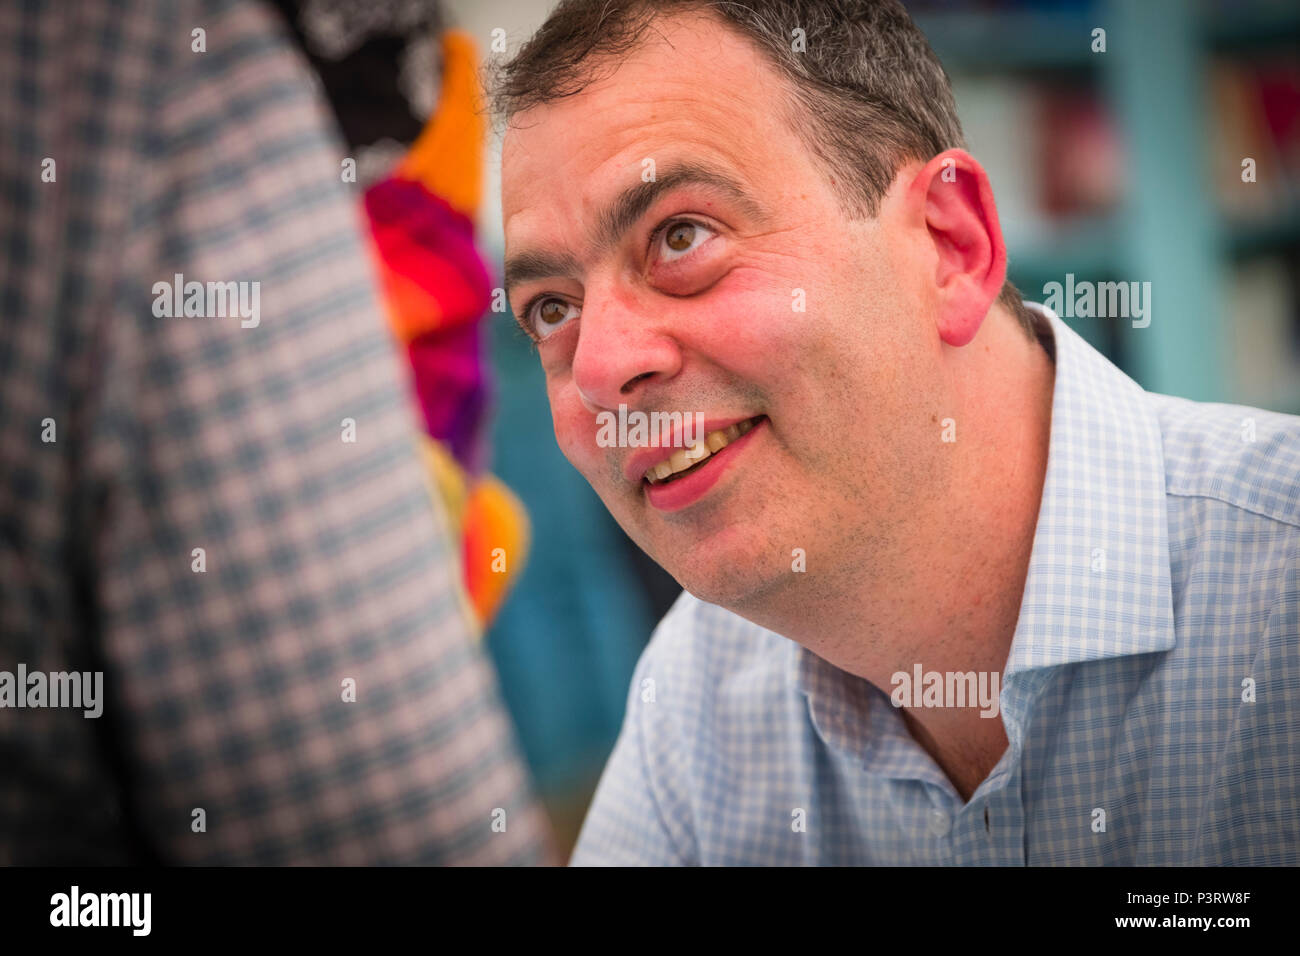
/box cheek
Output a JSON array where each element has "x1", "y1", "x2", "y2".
[
  {"x1": 681, "y1": 270, "x2": 813, "y2": 370},
  {"x1": 547, "y1": 381, "x2": 599, "y2": 469},
  {"x1": 686, "y1": 268, "x2": 859, "y2": 402}
]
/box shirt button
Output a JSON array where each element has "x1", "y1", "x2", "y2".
[{"x1": 928, "y1": 808, "x2": 952, "y2": 837}]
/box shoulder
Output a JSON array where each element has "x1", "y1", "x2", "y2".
[
  {"x1": 576, "y1": 595, "x2": 801, "y2": 865},
  {"x1": 1148, "y1": 394, "x2": 1299, "y2": 634},
  {"x1": 1148, "y1": 393, "x2": 1300, "y2": 532}
]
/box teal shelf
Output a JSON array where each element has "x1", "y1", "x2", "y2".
[
  {"x1": 1004, "y1": 204, "x2": 1300, "y2": 281},
  {"x1": 1005, "y1": 217, "x2": 1122, "y2": 281},
  {"x1": 914, "y1": 9, "x2": 1101, "y2": 72},
  {"x1": 919, "y1": 3, "x2": 1300, "y2": 71},
  {"x1": 1227, "y1": 204, "x2": 1300, "y2": 258},
  {"x1": 1208, "y1": 8, "x2": 1300, "y2": 52}
]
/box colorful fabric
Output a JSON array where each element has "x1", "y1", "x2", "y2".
[
  {"x1": 362, "y1": 28, "x2": 529, "y2": 627},
  {"x1": 421, "y1": 439, "x2": 532, "y2": 628},
  {"x1": 407, "y1": 320, "x2": 489, "y2": 473},
  {"x1": 397, "y1": 29, "x2": 485, "y2": 219},
  {"x1": 366, "y1": 178, "x2": 492, "y2": 343}
]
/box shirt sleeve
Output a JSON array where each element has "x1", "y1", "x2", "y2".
[
  {"x1": 72, "y1": 0, "x2": 550, "y2": 864},
  {"x1": 570, "y1": 639, "x2": 696, "y2": 866}
]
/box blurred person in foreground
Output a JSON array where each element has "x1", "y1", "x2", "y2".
[
  {"x1": 495, "y1": 0, "x2": 1300, "y2": 865},
  {"x1": 0, "y1": 0, "x2": 550, "y2": 865}
]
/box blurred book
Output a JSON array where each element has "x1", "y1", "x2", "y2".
[
  {"x1": 953, "y1": 72, "x2": 1124, "y2": 277},
  {"x1": 1228, "y1": 255, "x2": 1300, "y2": 413},
  {"x1": 1211, "y1": 57, "x2": 1300, "y2": 220},
  {"x1": 1037, "y1": 85, "x2": 1124, "y2": 219},
  {"x1": 952, "y1": 76, "x2": 1042, "y2": 239}
]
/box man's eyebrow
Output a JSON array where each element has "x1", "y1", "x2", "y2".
[
  {"x1": 502, "y1": 248, "x2": 582, "y2": 305},
  {"x1": 503, "y1": 161, "x2": 768, "y2": 304},
  {"x1": 593, "y1": 161, "x2": 768, "y2": 255}
]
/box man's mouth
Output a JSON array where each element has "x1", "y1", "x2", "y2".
[{"x1": 643, "y1": 415, "x2": 765, "y2": 486}]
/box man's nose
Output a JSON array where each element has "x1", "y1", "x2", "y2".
[{"x1": 570, "y1": 291, "x2": 681, "y2": 411}]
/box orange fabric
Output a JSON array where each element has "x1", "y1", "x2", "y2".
[
  {"x1": 397, "y1": 30, "x2": 484, "y2": 218},
  {"x1": 419, "y1": 436, "x2": 530, "y2": 631},
  {"x1": 463, "y1": 475, "x2": 530, "y2": 626}
]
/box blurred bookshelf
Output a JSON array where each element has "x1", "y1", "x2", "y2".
[{"x1": 912, "y1": 0, "x2": 1300, "y2": 412}]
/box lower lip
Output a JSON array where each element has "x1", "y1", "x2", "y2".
[{"x1": 643, "y1": 418, "x2": 765, "y2": 512}]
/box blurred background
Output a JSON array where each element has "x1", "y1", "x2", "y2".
[{"x1": 433, "y1": 0, "x2": 1300, "y2": 857}]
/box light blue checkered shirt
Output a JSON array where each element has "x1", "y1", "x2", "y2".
[{"x1": 572, "y1": 304, "x2": 1300, "y2": 866}]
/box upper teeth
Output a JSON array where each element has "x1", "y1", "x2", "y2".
[{"x1": 645, "y1": 418, "x2": 756, "y2": 483}]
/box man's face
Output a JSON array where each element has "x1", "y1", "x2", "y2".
[{"x1": 501, "y1": 13, "x2": 945, "y2": 610}]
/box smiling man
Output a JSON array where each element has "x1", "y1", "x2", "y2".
[{"x1": 496, "y1": 0, "x2": 1300, "y2": 865}]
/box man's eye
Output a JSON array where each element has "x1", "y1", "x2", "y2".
[
  {"x1": 657, "y1": 219, "x2": 714, "y2": 261},
  {"x1": 528, "y1": 297, "x2": 580, "y2": 339}
]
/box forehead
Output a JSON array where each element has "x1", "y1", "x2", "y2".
[{"x1": 501, "y1": 12, "x2": 811, "y2": 238}]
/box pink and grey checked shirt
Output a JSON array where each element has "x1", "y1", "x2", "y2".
[{"x1": 0, "y1": 0, "x2": 549, "y2": 865}]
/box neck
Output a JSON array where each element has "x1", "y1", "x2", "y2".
[{"x1": 738, "y1": 305, "x2": 1056, "y2": 794}]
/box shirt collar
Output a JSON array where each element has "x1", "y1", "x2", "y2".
[
  {"x1": 794, "y1": 303, "x2": 1176, "y2": 755},
  {"x1": 1005, "y1": 303, "x2": 1175, "y2": 676}
]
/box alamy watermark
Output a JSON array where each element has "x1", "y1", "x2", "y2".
[
  {"x1": 596, "y1": 403, "x2": 706, "y2": 448},
  {"x1": 890, "y1": 664, "x2": 1001, "y2": 718},
  {"x1": 152, "y1": 273, "x2": 261, "y2": 328},
  {"x1": 1042, "y1": 274, "x2": 1151, "y2": 328},
  {"x1": 0, "y1": 664, "x2": 103, "y2": 718},
  {"x1": 50, "y1": 886, "x2": 150, "y2": 936}
]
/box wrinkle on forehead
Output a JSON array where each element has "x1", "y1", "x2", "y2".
[{"x1": 501, "y1": 11, "x2": 827, "y2": 261}]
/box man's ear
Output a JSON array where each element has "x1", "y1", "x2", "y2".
[{"x1": 908, "y1": 149, "x2": 1008, "y2": 347}]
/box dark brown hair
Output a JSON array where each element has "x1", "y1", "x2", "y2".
[{"x1": 491, "y1": 0, "x2": 1037, "y2": 338}]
